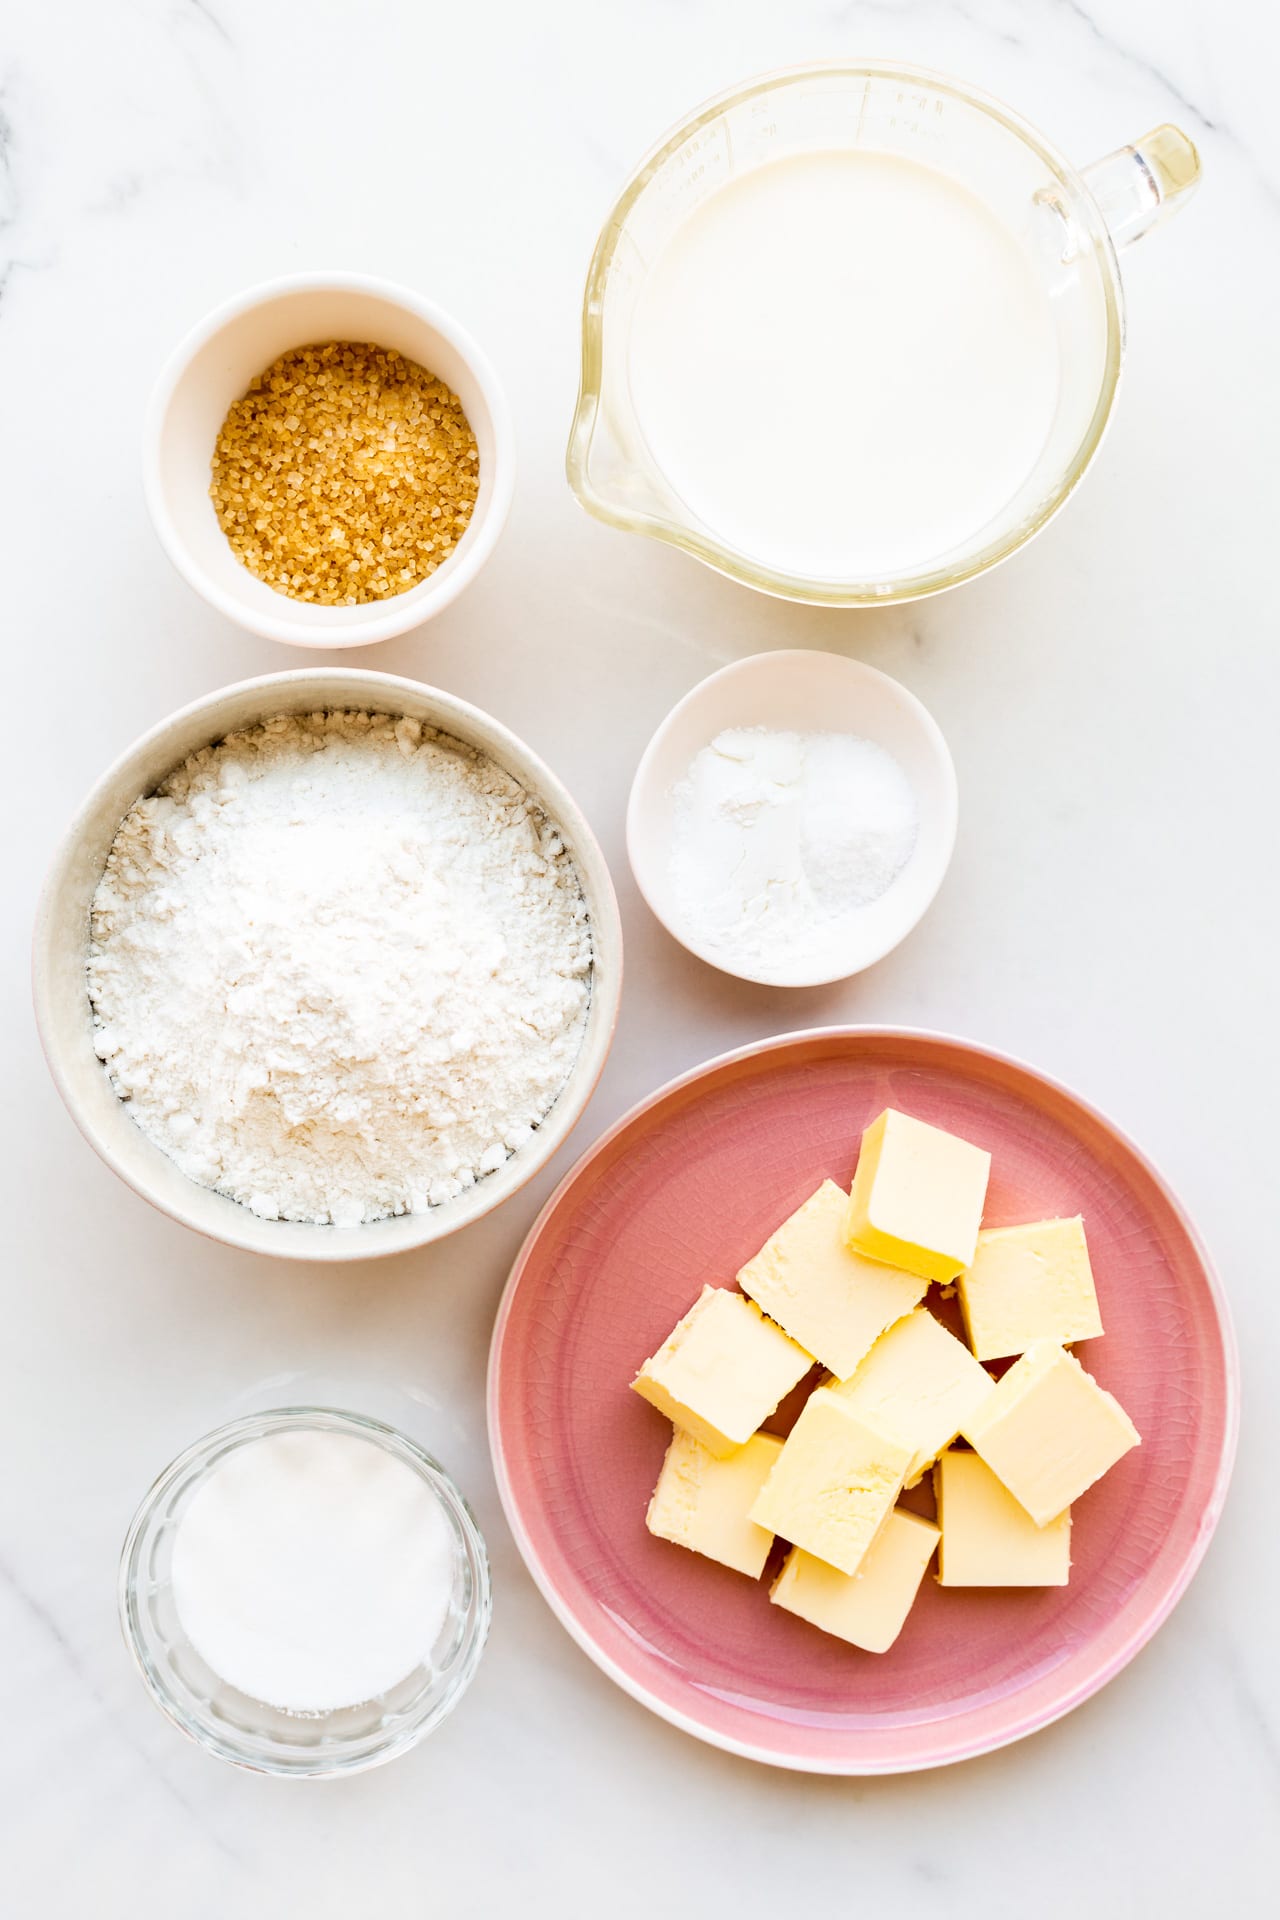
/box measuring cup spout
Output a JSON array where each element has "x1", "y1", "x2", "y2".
[
  {"x1": 1082, "y1": 124, "x2": 1201, "y2": 250},
  {"x1": 567, "y1": 356, "x2": 676, "y2": 536}
]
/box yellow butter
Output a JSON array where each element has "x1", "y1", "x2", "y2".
[
  {"x1": 631, "y1": 1285, "x2": 812, "y2": 1457},
  {"x1": 749, "y1": 1389, "x2": 912, "y2": 1576},
  {"x1": 845, "y1": 1109, "x2": 991, "y2": 1283},
  {"x1": 826, "y1": 1306, "x2": 994, "y2": 1486},
  {"x1": 771, "y1": 1509, "x2": 940, "y2": 1653},
  {"x1": 934, "y1": 1448, "x2": 1071, "y2": 1585},
  {"x1": 737, "y1": 1179, "x2": 928, "y2": 1380},
  {"x1": 958, "y1": 1215, "x2": 1103, "y2": 1362},
  {"x1": 646, "y1": 1429, "x2": 785, "y2": 1578},
  {"x1": 961, "y1": 1340, "x2": 1140, "y2": 1526}
]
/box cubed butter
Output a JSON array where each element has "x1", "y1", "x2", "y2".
[
  {"x1": 933, "y1": 1448, "x2": 1071, "y2": 1585},
  {"x1": 631, "y1": 1285, "x2": 812, "y2": 1457},
  {"x1": 737, "y1": 1179, "x2": 928, "y2": 1380},
  {"x1": 845, "y1": 1109, "x2": 991, "y2": 1284},
  {"x1": 749, "y1": 1389, "x2": 913, "y2": 1576},
  {"x1": 958, "y1": 1215, "x2": 1103, "y2": 1362},
  {"x1": 826, "y1": 1306, "x2": 995, "y2": 1486},
  {"x1": 646, "y1": 1429, "x2": 785, "y2": 1578},
  {"x1": 961, "y1": 1340, "x2": 1140, "y2": 1526},
  {"x1": 770, "y1": 1510, "x2": 940, "y2": 1653}
]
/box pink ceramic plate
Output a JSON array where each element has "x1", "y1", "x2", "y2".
[{"x1": 487, "y1": 1029, "x2": 1237, "y2": 1773}]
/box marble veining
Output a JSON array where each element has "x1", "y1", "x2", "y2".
[{"x1": 1, "y1": 0, "x2": 1275, "y2": 1914}]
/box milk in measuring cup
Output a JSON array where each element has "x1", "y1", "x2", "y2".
[{"x1": 628, "y1": 149, "x2": 1063, "y2": 582}]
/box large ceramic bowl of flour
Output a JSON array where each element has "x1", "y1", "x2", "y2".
[{"x1": 33, "y1": 670, "x2": 622, "y2": 1261}]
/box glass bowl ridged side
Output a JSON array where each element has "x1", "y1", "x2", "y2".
[{"x1": 118, "y1": 1407, "x2": 492, "y2": 1777}]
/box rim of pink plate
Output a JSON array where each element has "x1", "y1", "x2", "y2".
[{"x1": 486, "y1": 1024, "x2": 1240, "y2": 1774}]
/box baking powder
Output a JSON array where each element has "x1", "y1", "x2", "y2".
[{"x1": 669, "y1": 726, "x2": 917, "y2": 978}]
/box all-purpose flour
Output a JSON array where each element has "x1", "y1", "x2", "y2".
[{"x1": 88, "y1": 711, "x2": 592, "y2": 1227}]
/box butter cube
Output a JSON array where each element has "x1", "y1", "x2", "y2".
[
  {"x1": 958, "y1": 1216, "x2": 1103, "y2": 1362},
  {"x1": 632, "y1": 1286, "x2": 812, "y2": 1457},
  {"x1": 646, "y1": 1429, "x2": 785, "y2": 1578},
  {"x1": 826, "y1": 1307, "x2": 995, "y2": 1486},
  {"x1": 770, "y1": 1509, "x2": 940, "y2": 1653},
  {"x1": 749, "y1": 1389, "x2": 913, "y2": 1576},
  {"x1": 934, "y1": 1449, "x2": 1071, "y2": 1585},
  {"x1": 961, "y1": 1341, "x2": 1140, "y2": 1526},
  {"x1": 737, "y1": 1179, "x2": 928, "y2": 1379},
  {"x1": 845, "y1": 1109, "x2": 991, "y2": 1284}
]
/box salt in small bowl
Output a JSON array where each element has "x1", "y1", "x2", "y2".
[{"x1": 626, "y1": 650, "x2": 957, "y2": 987}]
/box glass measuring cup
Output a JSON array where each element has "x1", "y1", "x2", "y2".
[{"x1": 566, "y1": 63, "x2": 1199, "y2": 606}]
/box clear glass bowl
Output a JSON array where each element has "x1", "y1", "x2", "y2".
[{"x1": 119, "y1": 1407, "x2": 491, "y2": 1777}]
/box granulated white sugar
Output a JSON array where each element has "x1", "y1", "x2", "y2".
[{"x1": 170, "y1": 1428, "x2": 455, "y2": 1713}]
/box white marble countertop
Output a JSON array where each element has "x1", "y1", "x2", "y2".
[{"x1": 3, "y1": 1, "x2": 1276, "y2": 1912}]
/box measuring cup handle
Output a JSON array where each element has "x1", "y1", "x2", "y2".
[{"x1": 1082, "y1": 124, "x2": 1201, "y2": 250}]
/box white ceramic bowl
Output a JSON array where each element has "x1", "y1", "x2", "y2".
[
  {"x1": 33, "y1": 670, "x2": 622, "y2": 1262},
  {"x1": 144, "y1": 274, "x2": 515, "y2": 647},
  {"x1": 626, "y1": 650, "x2": 957, "y2": 987}
]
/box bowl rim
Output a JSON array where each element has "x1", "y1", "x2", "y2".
[
  {"x1": 142, "y1": 271, "x2": 516, "y2": 648},
  {"x1": 486, "y1": 1022, "x2": 1240, "y2": 1774},
  {"x1": 31, "y1": 667, "x2": 622, "y2": 1262},
  {"x1": 625, "y1": 650, "x2": 959, "y2": 986}
]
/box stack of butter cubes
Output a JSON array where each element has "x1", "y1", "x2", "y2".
[{"x1": 632, "y1": 1109, "x2": 1140, "y2": 1655}]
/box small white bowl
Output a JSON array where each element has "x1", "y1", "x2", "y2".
[
  {"x1": 144, "y1": 274, "x2": 515, "y2": 648},
  {"x1": 33, "y1": 669, "x2": 622, "y2": 1262},
  {"x1": 626, "y1": 650, "x2": 957, "y2": 987}
]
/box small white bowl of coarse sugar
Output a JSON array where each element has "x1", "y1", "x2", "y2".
[
  {"x1": 627, "y1": 650, "x2": 957, "y2": 987},
  {"x1": 144, "y1": 273, "x2": 515, "y2": 647}
]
